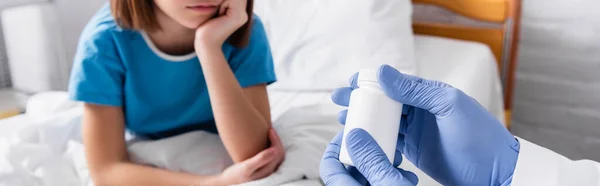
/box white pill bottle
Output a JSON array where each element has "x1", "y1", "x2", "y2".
[{"x1": 339, "y1": 69, "x2": 403, "y2": 166}]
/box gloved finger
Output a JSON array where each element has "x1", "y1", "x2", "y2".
[
  {"x1": 320, "y1": 131, "x2": 362, "y2": 186},
  {"x1": 337, "y1": 110, "x2": 348, "y2": 125},
  {"x1": 377, "y1": 64, "x2": 449, "y2": 116},
  {"x1": 396, "y1": 133, "x2": 406, "y2": 154},
  {"x1": 331, "y1": 87, "x2": 353, "y2": 107},
  {"x1": 347, "y1": 166, "x2": 369, "y2": 185},
  {"x1": 393, "y1": 149, "x2": 403, "y2": 167},
  {"x1": 403, "y1": 73, "x2": 451, "y2": 88},
  {"x1": 349, "y1": 72, "x2": 359, "y2": 89},
  {"x1": 400, "y1": 114, "x2": 409, "y2": 135},
  {"x1": 346, "y1": 129, "x2": 415, "y2": 186},
  {"x1": 402, "y1": 104, "x2": 411, "y2": 116},
  {"x1": 398, "y1": 168, "x2": 419, "y2": 185}
]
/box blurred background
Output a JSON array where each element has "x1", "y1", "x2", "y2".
[
  {"x1": 414, "y1": 0, "x2": 600, "y2": 161},
  {"x1": 0, "y1": 0, "x2": 598, "y2": 163}
]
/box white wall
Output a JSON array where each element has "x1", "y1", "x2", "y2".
[
  {"x1": 511, "y1": 0, "x2": 600, "y2": 161},
  {"x1": 0, "y1": 0, "x2": 48, "y2": 9},
  {"x1": 51, "y1": 0, "x2": 107, "y2": 89},
  {"x1": 2, "y1": 5, "x2": 59, "y2": 92},
  {"x1": 0, "y1": 15, "x2": 11, "y2": 88},
  {"x1": 1, "y1": 0, "x2": 105, "y2": 92}
]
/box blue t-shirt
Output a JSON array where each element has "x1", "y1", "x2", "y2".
[{"x1": 69, "y1": 5, "x2": 276, "y2": 139}]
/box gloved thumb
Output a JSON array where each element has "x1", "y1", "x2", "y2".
[
  {"x1": 346, "y1": 129, "x2": 418, "y2": 186},
  {"x1": 377, "y1": 64, "x2": 450, "y2": 116}
]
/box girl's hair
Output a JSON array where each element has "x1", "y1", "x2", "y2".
[{"x1": 110, "y1": 0, "x2": 254, "y2": 48}]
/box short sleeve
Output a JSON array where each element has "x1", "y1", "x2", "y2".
[
  {"x1": 229, "y1": 15, "x2": 277, "y2": 88},
  {"x1": 68, "y1": 30, "x2": 125, "y2": 106}
]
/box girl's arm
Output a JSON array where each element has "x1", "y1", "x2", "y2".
[
  {"x1": 83, "y1": 104, "x2": 221, "y2": 185},
  {"x1": 198, "y1": 49, "x2": 271, "y2": 163},
  {"x1": 194, "y1": 0, "x2": 274, "y2": 163}
]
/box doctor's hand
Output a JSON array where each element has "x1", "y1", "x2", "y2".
[
  {"x1": 320, "y1": 130, "x2": 418, "y2": 186},
  {"x1": 330, "y1": 65, "x2": 521, "y2": 186}
]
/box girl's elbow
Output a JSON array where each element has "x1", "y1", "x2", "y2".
[
  {"x1": 89, "y1": 163, "x2": 121, "y2": 186},
  {"x1": 90, "y1": 170, "x2": 111, "y2": 186}
]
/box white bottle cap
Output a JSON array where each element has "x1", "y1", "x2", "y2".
[{"x1": 358, "y1": 69, "x2": 378, "y2": 83}]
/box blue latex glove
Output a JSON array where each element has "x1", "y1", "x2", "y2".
[
  {"x1": 329, "y1": 65, "x2": 520, "y2": 185},
  {"x1": 320, "y1": 129, "x2": 418, "y2": 186}
]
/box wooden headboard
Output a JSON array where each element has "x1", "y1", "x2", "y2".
[{"x1": 412, "y1": 0, "x2": 522, "y2": 127}]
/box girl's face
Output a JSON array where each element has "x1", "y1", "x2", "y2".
[{"x1": 153, "y1": 0, "x2": 224, "y2": 29}]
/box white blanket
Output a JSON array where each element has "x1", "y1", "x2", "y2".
[
  {"x1": 0, "y1": 101, "x2": 340, "y2": 186},
  {"x1": 0, "y1": 108, "x2": 85, "y2": 186},
  {"x1": 128, "y1": 103, "x2": 341, "y2": 186}
]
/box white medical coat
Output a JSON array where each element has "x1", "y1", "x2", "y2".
[
  {"x1": 511, "y1": 137, "x2": 600, "y2": 186},
  {"x1": 401, "y1": 137, "x2": 600, "y2": 186}
]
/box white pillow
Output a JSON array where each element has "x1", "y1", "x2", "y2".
[{"x1": 254, "y1": 0, "x2": 416, "y2": 90}]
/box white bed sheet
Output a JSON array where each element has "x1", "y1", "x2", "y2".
[{"x1": 0, "y1": 35, "x2": 503, "y2": 186}]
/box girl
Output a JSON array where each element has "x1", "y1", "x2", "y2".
[{"x1": 69, "y1": 0, "x2": 284, "y2": 185}]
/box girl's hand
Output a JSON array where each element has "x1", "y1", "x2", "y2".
[
  {"x1": 217, "y1": 129, "x2": 285, "y2": 185},
  {"x1": 195, "y1": 0, "x2": 248, "y2": 51}
]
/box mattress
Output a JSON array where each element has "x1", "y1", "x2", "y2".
[
  {"x1": 269, "y1": 35, "x2": 505, "y2": 123},
  {"x1": 414, "y1": 35, "x2": 505, "y2": 123}
]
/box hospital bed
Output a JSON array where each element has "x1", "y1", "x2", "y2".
[
  {"x1": 413, "y1": 0, "x2": 522, "y2": 128},
  {"x1": 0, "y1": 0, "x2": 521, "y2": 185}
]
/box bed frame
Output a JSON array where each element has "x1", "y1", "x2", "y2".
[{"x1": 412, "y1": 0, "x2": 522, "y2": 128}]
